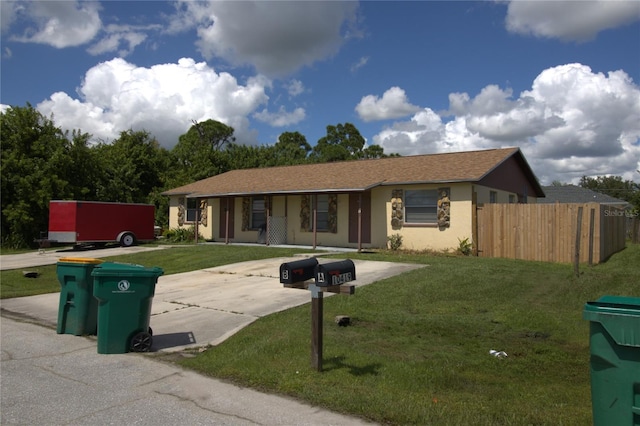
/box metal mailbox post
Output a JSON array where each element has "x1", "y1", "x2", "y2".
[{"x1": 280, "y1": 258, "x2": 356, "y2": 372}]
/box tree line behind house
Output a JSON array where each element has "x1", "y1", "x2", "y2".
[
  {"x1": 0, "y1": 104, "x2": 395, "y2": 248},
  {"x1": 2, "y1": 104, "x2": 638, "y2": 249}
]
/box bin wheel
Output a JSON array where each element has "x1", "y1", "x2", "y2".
[
  {"x1": 148, "y1": 327, "x2": 153, "y2": 336},
  {"x1": 130, "y1": 331, "x2": 152, "y2": 352}
]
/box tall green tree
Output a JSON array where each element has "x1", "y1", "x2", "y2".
[
  {"x1": 310, "y1": 122, "x2": 391, "y2": 162},
  {"x1": 221, "y1": 143, "x2": 272, "y2": 170},
  {"x1": 94, "y1": 130, "x2": 167, "y2": 203},
  {"x1": 310, "y1": 123, "x2": 366, "y2": 162},
  {"x1": 66, "y1": 130, "x2": 104, "y2": 200},
  {"x1": 362, "y1": 144, "x2": 388, "y2": 159},
  {"x1": 0, "y1": 105, "x2": 85, "y2": 247},
  {"x1": 171, "y1": 119, "x2": 235, "y2": 184},
  {"x1": 272, "y1": 131, "x2": 311, "y2": 165}
]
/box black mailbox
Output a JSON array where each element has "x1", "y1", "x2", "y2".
[
  {"x1": 280, "y1": 257, "x2": 318, "y2": 284},
  {"x1": 315, "y1": 260, "x2": 356, "y2": 287}
]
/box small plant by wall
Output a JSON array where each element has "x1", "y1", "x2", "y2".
[
  {"x1": 163, "y1": 226, "x2": 204, "y2": 243},
  {"x1": 388, "y1": 233, "x2": 403, "y2": 251},
  {"x1": 457, "y1": 237, "x2": 473, "y2": 256}
]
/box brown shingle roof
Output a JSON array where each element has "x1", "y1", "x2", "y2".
[{"x1": 162, "y1": 147, "x2": 528, "y2": 197}]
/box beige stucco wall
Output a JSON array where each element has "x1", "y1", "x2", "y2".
[
  {"x1": 279, "y1": 194, "x2": 351, "y2": 247},
  {"x1": 167, "y1": 184, "x2": 537, "y2": 251},
  {"x1": 370, "y1": 184, "x2": 474, "y2": 252},
  {"x1": 167, "y1": 197, "x2": 214, "y2": 240}
]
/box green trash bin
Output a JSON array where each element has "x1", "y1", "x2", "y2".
[
  {"x1": 583, "y1": 295, "x2": 640, "y2": 426},
  {"x1": 56, "y1": 257, "x2": 104, "y2": 336},
  {"x1": 91, "y1": 262, "x2": 163, "y2": 354}
]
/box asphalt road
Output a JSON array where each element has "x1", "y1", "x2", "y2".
[{"x1": 1, "y1": 316, "x2": 374, "y2": 425}]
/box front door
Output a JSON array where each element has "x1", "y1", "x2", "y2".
[
  {"x1": 219, "y1": 197, "x2": 235, "y2": 239},
  {"x1": 349, "y1": 192, "x2": 371, "y2": 244}
]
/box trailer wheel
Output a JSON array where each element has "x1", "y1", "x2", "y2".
[{"x1": 120, "y1": 232, "x2": 136, "y2": 247}]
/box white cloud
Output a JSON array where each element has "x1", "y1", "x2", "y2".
[
  {"x1": 286, "y1": 80, "x2": 305, "y2": 97},
  {"x1": 36, "y1": 57, "x2": 270, "y2": 148},
  {"x1": 350, "y1": 56, "x2": 369, "y2": 73},
  {"x1": 87, "y1": 26, "x2": 147, "y2": 57},
  {"x1": 356, "y1": 87, "x2": 422, "y2": 122},
  {"x1": 10, "y1": 1, "x2": 102, "y2": 48},
  {"x1": 505, "y1": 0, "x2": 640, "y2": 42},
  {"x1": 253, "y1": 106, "x2": 306, "y2": 127},
  {"x1": 174, "y1": 0, "x2": 359, "y2": 76},
  {"x1": 372, "y1": 63, "x2": 640, "y2": 184}
]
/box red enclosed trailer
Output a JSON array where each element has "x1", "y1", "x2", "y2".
[{"x1": 48, "y1": 200, "x2": 155, "y2": 247}]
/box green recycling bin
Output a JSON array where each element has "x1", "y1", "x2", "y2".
[
  {"x1": 56, "y1": 257, "x2": 104, "y2": 336},
  {"x1": 583, "y1": 295, "x2": 640, "y2": 426},
  {"x1": 91, "y1": 262, "x2": 163, "y2": 354}
]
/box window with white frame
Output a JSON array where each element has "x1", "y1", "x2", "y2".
[
  {"x1": 251, "y1": 197, "x2": 266, "y2": 229},
  {"x1": 404, "y1": 190, "x2": 437, "y2": 224},
  {"x1": 490, "y1": 191, "x2": 497, "y2": 204}
]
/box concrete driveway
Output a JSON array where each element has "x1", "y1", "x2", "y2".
[
  {"x1": 1, "y1": 253, "x2": 425, "y2": 352},
  {"x1": 1, "y1": 250, "x2": 425, "y2": 425}
]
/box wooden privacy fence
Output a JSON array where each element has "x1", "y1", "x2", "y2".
[
  {"x1": 475, "y1": 203, "x2": 627, "y2": 264},
  {"x1": 630, "y1": 216, "x2": 640, "y2": 244}
]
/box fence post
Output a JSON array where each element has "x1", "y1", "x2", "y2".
[
  {"x1": 574, "y1": 206, "x2": 583, "y2": 277},
  {"x1": 588, "y1": 208, "x2": 595, "y2": 266}
]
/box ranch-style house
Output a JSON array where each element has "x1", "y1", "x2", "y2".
[{"x1": 161, "y1": 147, "x2": 545, "y2": 252}]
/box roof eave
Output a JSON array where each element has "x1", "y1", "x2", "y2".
[{"x1": 188, "y1": 187, "x2": 373, "y2": 198}]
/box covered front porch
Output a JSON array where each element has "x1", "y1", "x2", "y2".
[{"x1": 170, "y1": 191, "x2": 376, "y2": 251}]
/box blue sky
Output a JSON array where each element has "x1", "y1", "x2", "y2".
[{"x1": 1, "y1": 1, "x2": 639, "y2": 185}]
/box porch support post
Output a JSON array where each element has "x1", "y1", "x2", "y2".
[
  {"x1": 195, "y1": 197, "x2": 199, "y2": 245},
  {"x1": 266, "y1": 197, "x2": 271, "y2": 246},
  {"x1": 225, "y1": 197, "x2": 230, "y2": 244},
  {"x1": 313, "y1": 194, "x2": 318, "y2": 250}
]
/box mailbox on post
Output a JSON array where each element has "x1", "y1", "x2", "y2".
[
  {"x1": 279, "y1": 257, "x2": 318, "y2": 284},
  {"x1": 315, "y1": 260, "x2": 356, "y2": 287},
  {"x1": 279, "y1": 258, "x2": 357, "y2": 372}
]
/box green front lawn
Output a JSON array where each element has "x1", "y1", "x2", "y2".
[
  {"x1": 2, "y1": 243, "x2": 638, "y2": 424},
  {"x1": 177, "y1": 245, "x2": 639, "y2": 425}
]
